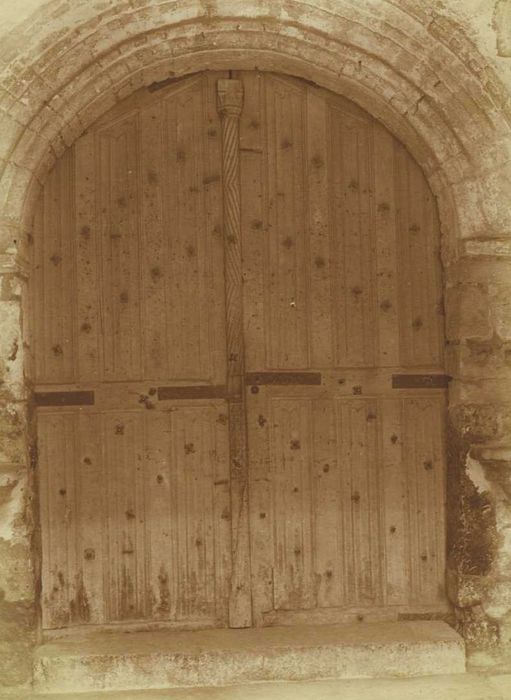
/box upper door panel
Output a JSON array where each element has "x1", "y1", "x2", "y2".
[
  {"x1": 239, "y1": 72, "x2": 444, "y2": 372},
  {"x1": 31, "y1": 72, "x2": 227, "y2": 385}
]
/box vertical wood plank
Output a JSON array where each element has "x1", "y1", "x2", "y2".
[
  {"x1": 247, "y1": 389, "x2": 275, "y2": 625},
  {"x1": 307, "y1": 91, "x2": 334, "y2": 367},
  {"x1": 74, "y1": 412, "x2": 105, "y2": 624},
  {"x1": 182, "y1": 406, "x2": 215, "y2": 618},
  {"x1": 403, "y1": 399, "x2": 420, "y2": 602},
  {"x1": 58, "y1": 150, "x2": 77, "y2": 381},
  {"x1": 424, "y1": 182, "x2": 445, "y2": 365},
  {"x1": 338, "y1": 401, "x2": 357, "y2": 607},
  {"x1": 40, "y1": 153, "x2": 76, "y2": 382},
  {"x1": 356, "y1": 124, "x2": 379, "y2": 365},
  {"x1": 381, "y1": 398, "x2": 409, "y2": 605},
  {"x1": 265, "y1": 77, "x2": 309, "y2": 368},
  {"x1": 271, "y1": 399, "x2": 314, "y2": 611},
  {"x1": 144, "y1": 411, "x2": 176, "y2": 621},
  {"x1": 340, "y1": 119, "x2": 367, "y2": 366},
  {"x1": 104, "y1": 412, "x2": 146, "y2": 621},
  {"x1": 204, "y1": 72, "x2": 229, "y2": 385},
  {"x1": 62, "y1": 414, "x2": 79, "y2": 625},
  {"x1": 182, "y1": 409, "x2": 203, "y2": 617},
  {"x1": 405, "y1": 158, "x2": 445, "y2": 367},
  {"x1": 312, "y1": 399, "x2": 343, "y2": 608},
  {"x1": 139, "y1": 100, "x2": 168, "y2": 379},
  {"x1": 173, "y1": 86, "x2": 205, "y2": 377},
  {"x1": 329, "y1": 116, "x2": 348, "y2": 367},
  {"x1": 395, "y1": 142, "x2": 414, "y2": 368},
  {"x1": 99, "y1": 119, "x2": 142, "y2": 380},
  {"x1": 295, "y1": 402, "x2": 314, "y2": 609},
  {"x1": 349, "y1": 400, "x2": 382, "y2": 605},
  {"x1": 239, "y1": 71, "x2": 266, "y2": 372},
  {"x1": 39, "y1": 414, "x2": 52, "y2": 628},
  {"x1": 372, "y1": 122, "x2": 400, "y2": 367},
  {"x1": 172, "y1": 408, "x2": 188, "y2": 619},
  {"x1": 40, "y1": 413, "x2": 73, "y2": 628},
  {"x1": 409, "y1": 398, "x2": 447, "y2": 603},
  {"x1": 407, "y1": 158, "x2": 431, "y2": 366},
  {"x1": 271, "y1": 399, "x2": 290, "y2": 610},
  {"x1": 32, "y1": 197, "x2": 45, "y2": 381},
  {"x1": 211, "y1": 402, "x2": 232, "y2": 624},
  {"x1": 433, "y1": 398, "x2": 447, "y2": 600},
  {"x1": 74, "y1": 132, "x2": 101, "y2": 381}
]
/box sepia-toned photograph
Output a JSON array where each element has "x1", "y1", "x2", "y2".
[{"x1": 0, "y1": 1, "x2": 510, "y2": 698}]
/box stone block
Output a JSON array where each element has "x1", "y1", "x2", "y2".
[
  {"x1": 489, "y1": 287, "x2": 511, "y2": 342},
  {"x1": 0, "y1": 402, "x2": 28, "y2": 465},
  {"x1": 0, "y1": 163, "x2": 35, "y2": 222},
  {"x1": 448, "y1": 403, "x2": 502, "y2": 443},
  {"x1": 445, "y1": 282, "x2": 491, "y2": 341},
  {"x1": 481, "y1": 164, "x2": 511, "y2": 238},
  {"x1": 494, "y1": 0, "x2": 511, "y2": 57},
  {"x1": 455, "y1": 605, "x2": 499, "y2": 651},
  {"x1": 484, "y1": 580, "x2": 511, "y2": 619},
  {"x1": 447, "y1": 569, "x2": 489, "y2": 609},
  {"x1": 0, "y1": 598, "x2": 35, "y2": 691},
  {"x1": 456, "y1": 335, "x2": 511, "y2": 379},
  {"x1": 13, "y1": 674, "x2": 511, "y2": 700},
  {"x1": 452, "y1": 179, "x2": 487, "y2": 240},
  {"x1": 33, "y1": 622, "x2": 466, "y2": 694}
]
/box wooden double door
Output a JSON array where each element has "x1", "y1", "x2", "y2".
[{"x1": 31, "y1": 71, "x2": 448, "y2": 632}]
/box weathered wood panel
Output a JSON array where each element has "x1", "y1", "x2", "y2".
[
  {"x1": 32, "y1": 149, "x2": 76, "y2": 383},
  {"x1": 32, "y1": 73, "x2": 226, "y2": 385},
  {"x1": 240, "y1": 73, "x2": 444, "y2": 373},
  {"x1": 248, "y1": 393, "x2": 446, "y2": 624},
  {"x1": 74, "y1": 132, "x2": 101, "y2": 381},
  {"x1": 241, "y1": 72, "x2": 447, "y2": 625},
  {"x1": 395, "y1": 145, "x2": 444, "y2": 367},
  {"x1": 35, "y1": 69, "x2": 447, "y2": 632},
  {"x1": 39, "y1": 405, "x2": 231, "y2": 628},
  {"x1": 265, "y1": 77, "x2": 309, "y2": 368},
  {"x1": 36, "y1": 73, "x2": 232, "y2": 631}
]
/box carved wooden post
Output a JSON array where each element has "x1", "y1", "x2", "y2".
[{"x1": 217, "y1": 78, "x2": 252, "y2": 628}]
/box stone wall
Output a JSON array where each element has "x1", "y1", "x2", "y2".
[
  {"x1": 0, "y1": 0, "x2": 510, "y2": 692},
  {"x1": 446, "y1": 255, "x2": 511, "y2": 667},
  {"x1": 0, "y1": 255, "x2": 36, "y2": 691}
]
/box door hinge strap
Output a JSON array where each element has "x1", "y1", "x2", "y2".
[
  {"x1": 392, "y1": 374, "x2": 451, "y2": 389},
  {"x1": 34, "y1": 390, "x2": 95, "y2": 407},
  {"x1": 157, "y1": 385, "x2": 227, "y2": 400},
  {"x1": 245, "y1": 372, "x2": 322, "y2": 386}
]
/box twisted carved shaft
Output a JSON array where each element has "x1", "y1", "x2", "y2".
[
  {"x1": 217, "y1": 78, "x2": 252, "y2": 628},
  {"x1": 218, "y1": 79, "x2": 244, "y2": 398}
]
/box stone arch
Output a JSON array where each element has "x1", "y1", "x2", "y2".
[
  {"x1": 1, "y1": 0, "x2": 511, "y2": 690},
  {"x1": 1, "y1": 2, "x2": 510, "y2": 255}
]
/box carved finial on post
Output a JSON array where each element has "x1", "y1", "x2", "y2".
[{"x1": 217, "y1": 79, "x2": 244, "y2": 118}]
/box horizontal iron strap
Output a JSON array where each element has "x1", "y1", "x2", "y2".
[
  {"x1": 245, "y1": 372, "x2": 322, "y2": 386},
  {"x1": 392, "y1": 374, "x2": 451, "y2": 389},
  {"x1": 157, "y1": 385, "x2": 227, "y2": 400},
  {"x1": 34, "y1": 390, "x2": 95, "y2": 407}
]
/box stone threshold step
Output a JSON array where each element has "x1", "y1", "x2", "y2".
[
  {"x1": 27, "y1": 673, "x2": 511, "y2": 700},
  {"x1": 33, "y1": 621, "x2": 465, "y2": 695}
]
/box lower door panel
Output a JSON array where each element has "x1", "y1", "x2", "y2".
[{"x1": 39, "y1": 402, "x2": 232, "y2": 630}]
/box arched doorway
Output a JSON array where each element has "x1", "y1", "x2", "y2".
[{"x1": 32, "y1": 70, "x2": 447, "y2": 634}]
